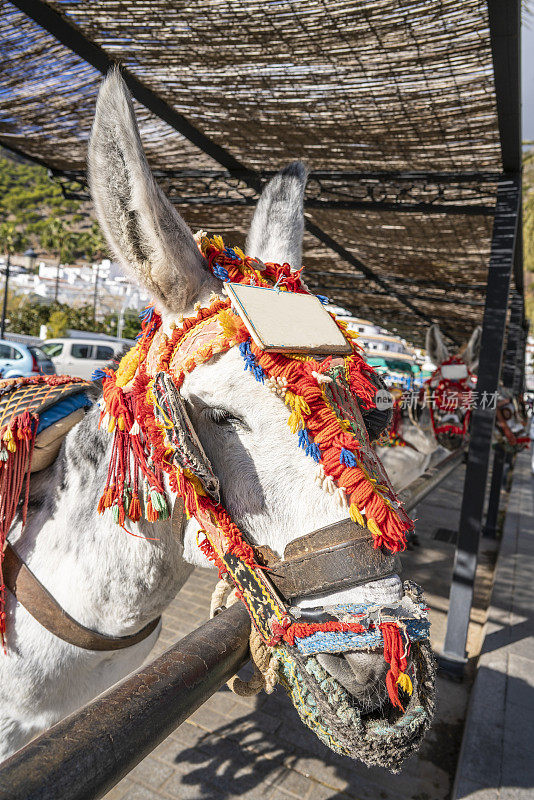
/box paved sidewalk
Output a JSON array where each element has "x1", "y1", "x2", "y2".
[
  {"x1": 103, "y1": 464, "x2": 493, "y2": 800},
  {"x1": 454, "y1": 450, "x2": 534, "y2": 800}
]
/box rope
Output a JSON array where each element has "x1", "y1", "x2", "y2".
[{"x1": 209, "y1": 579, "x2": 279, "y2": 696}]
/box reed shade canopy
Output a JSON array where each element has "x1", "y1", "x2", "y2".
[{"x1": 0, "y1": 0, "x2": 511, "y2": 346}]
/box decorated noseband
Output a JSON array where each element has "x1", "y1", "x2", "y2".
[{"x1": 96, "y1": 235, "x2": 434, "y2": 768}]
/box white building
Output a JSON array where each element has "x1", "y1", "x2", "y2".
[{"x1": 9, "y1": 259, "x2": 150, "y2": 316}]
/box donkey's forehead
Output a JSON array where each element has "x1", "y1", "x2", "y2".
[{"x1": 180, "y1": 347, "x2": 267, "y2": 403}]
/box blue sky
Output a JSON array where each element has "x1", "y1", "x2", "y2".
[{"x1": 523, "y1": 21, "x2": 534, "y2": 140}]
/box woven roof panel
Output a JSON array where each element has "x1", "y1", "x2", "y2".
[
  {"x1": 54, "y1": 0, "x2": 501, "y2": 173},
  {"x1": 0, "y1": 0, "x2": 506, "y2": 346}
]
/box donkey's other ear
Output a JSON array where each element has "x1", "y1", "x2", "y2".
[
  {"x1": 426, "y1": 323, "x2": 449, "y2": 366},
  {"x1": 246, "y1": 161, "x2": 307, "y2": 267},
  {"x1": 462, "y1": 325, "x2": 482, "y2": 372},
  {"x1": 88, "y1": 69, "x2": 214, "y2": 313}
]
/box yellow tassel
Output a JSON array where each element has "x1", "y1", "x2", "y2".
[
  {"x1": 3, "y1": 428, "x2": 16, "y2": 453},
  {"x1": 233, "y1": 246, "x2": 246, "y2": 261},
  {"x1": 287, "y1": 410, "x2": 303, "y2": 434},
  {"x1": 397, "y1": 672, "x2": 413, "y2": 695},
  {"x1": 349, "y1": 503, "x2": 365, "y2": 527},
  {"x1": 218, "y1": 309, "x2": 237, "y2": 339},
  {"x1": 117, "y1": 417, "x2": 125, "y2": 431},
  {"x1": 367, "y1": 518, "x2": 382, "y2": 539},
  {"x1": 108, "y1": 416, "x2": 116, "y2": 433},
  {"x1": 212, "y1": 235, "x2": 225, "y2": 251}
]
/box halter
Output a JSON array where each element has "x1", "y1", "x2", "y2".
[
  {"x1": 96, "y1": 235, "x2": 433, "y2": 767},
  {"x1": 424, "y1": 356, "x2": 473, "y2": 445}
]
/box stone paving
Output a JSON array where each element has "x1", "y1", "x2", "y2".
[
  {"x1": 104, "y1": 464, "x2": 495, "y2": 800},
  {"x1": 454, "y1": 450, "x2": 534, "y2": 800}
]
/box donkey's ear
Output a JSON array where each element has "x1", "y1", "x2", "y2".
[
  {"x1": 426, "y1": 323, "x2": 449, "y2": 366},
  {"x1": 246, "y1": 161, "x2": 307, "y2": 267},
  {"x1": 88, "y1": 69, "x2": 213, "y2": 313},
  {"x1": 462, "y1": 325, "x2": 482, "y2": 372}
]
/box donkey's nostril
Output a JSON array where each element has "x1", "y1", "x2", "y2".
[{"x1": 317, "y1": 651, "x2": 390, "y2": 712}]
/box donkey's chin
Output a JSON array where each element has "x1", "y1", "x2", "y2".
[{"x1": 316, "y1": 651, "x2": 392, "y2": 713}]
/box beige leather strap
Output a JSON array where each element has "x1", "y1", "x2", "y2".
[{"x1": 3, "y1": 543, "x2": 160, "y2": 651}]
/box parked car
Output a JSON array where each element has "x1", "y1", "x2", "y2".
[
  {"x1": 41, "y1": 338, "x2": 132, "y2": 380},
  {"x1": 0, "y1": 339, "x2": 56, "y2": 379}
]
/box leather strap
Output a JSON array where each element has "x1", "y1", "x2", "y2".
[
  {"x1": 2, "y1": 543, "x2": 160, "y2": 651},
  {"x1": 257, "y1": 518, "x2": 401, "y2": 600}
]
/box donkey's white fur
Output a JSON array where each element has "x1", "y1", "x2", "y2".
[{"x1": 0, "y1": 72, "x2": 401, "y2": 759}]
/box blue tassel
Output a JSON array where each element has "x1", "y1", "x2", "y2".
[
  {"x1": 139, "y1": 305, "x2": 155, "y2": 322},
  {"x1": 307, "y1": 442, "x2": 322, "y2": 462},
  {"x1": 298, "y1": 429, "x2": 310, "y2": 450},
  {"x1": 91, "y1": 368, "x2": 108, "y2": 381},
  {"x1": 316, "y1": 295, "x2": 329, "y2": 305},
  {"x1": 340, "y1": 448, "x2": 357, "y2": 467},
  {"x1": 213, "y1": 264, "x2": 229, "y2": 281},
  {"x1": 239, "y1": 341, "x2": 265, "y2": 383},
  {"x1": 298, "y1": 429, "x2": 321, "y2": 461}
]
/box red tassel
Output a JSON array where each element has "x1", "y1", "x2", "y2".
[
  {"x1": 0, "y1": 412, "x2": 38, "y2": 651},
  {"x1": 128, "y1": 493, "x2": 141, "y2": 522},
  {"x1": 145, "y1": 495, "x2": 158, "y2": 522},
  {"x1": 380, "y1": 622, "x2": 408, "y2": 711}
]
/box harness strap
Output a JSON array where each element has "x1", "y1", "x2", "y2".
[
  {"x1": 257, "y1": 519, "x2": 401, "y2": 600},
  {"x1": 2, "y1": 543, "x2": 160, "y2": 651}
]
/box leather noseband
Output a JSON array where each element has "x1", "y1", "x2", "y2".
[{"x1": 256, "y1": 518, "x2": 401, "y2": 601}]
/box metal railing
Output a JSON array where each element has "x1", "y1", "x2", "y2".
[{"x1": 0, "y1": 448, "x2": 465, "y2": 800}]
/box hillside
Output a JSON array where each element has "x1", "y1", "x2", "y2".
[{"x1": 0, "y1": 147, "x2": 103, "y2": 262}]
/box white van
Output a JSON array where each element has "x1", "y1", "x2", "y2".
[{"x1": 41, "y1": 338, "x2": 133, "y2": 380}]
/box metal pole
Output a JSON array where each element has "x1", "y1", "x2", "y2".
[
  {"x1": 0, "y1": 253, "x2": 10, "y2": 338},
  {"x1": 482, "y1": 444, "x2": 506, "y2": 539},
  {"x1": 54, "y1": 258, "x2": 60, "y2": 303},
  {"x1": 441, "y1": 176, "x2": 520, "y2": 676},
  {"x1": 483, "y1": 289, "x2": 523, "y2": 539},
  {"x1": 0, "y1": 602, "x2": 250, "y2": 800},
  {"x1": 92, "y1": 262, "x2": 99, "y2": 323}
]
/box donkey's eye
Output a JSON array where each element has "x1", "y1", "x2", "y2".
[{"x1": 203, "y1": 407, "x2": 244, "y2": 427}]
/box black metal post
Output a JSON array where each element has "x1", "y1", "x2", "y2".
[
  {"x1": 0, "y1": 603, "x2": 250, "y2": 800},
  {"x1": 482, "y1": 444, "x2": 506, "y2": 539},
  {"x1": 483, "y1": 289, "x2": 523, "y2": 539},
  {"x1": 440, "y1": 176, "x2": 520, "y2": 675},
  {"x1": 0, "y1": 253, "x2": 10, "y2": 339}
]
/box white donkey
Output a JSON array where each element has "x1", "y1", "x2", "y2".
[
  {"x1": 377, "y1": 324, "x2": 481, "y2": 491},
  {"x1": 0, "y1": 72, "x2": 407, "y2": 759}
]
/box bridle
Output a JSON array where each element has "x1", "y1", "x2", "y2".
[
  {"x1": 424, "y1": 356, "x2": 473, "y2": 446},
  {"x1": 95, "y1": 235, "x2": 430, "y2": 727}
]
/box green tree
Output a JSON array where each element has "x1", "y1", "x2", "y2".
[
  {"x1": 46, "y1": 309, "x2": 69, "y2": 338},
  {"x1": 0, "y1": 221, "x2": 27, "y2": 258},
  {"x1": 84, "y1": 221, "x2": 108, "y2": 262},
  {"x1": 0, "y1": 222, "x2": 28, "y2": 337}
]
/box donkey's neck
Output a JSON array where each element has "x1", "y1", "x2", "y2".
[{"x1": 11, "y1": 405, "x2": 192, "y2": 637}]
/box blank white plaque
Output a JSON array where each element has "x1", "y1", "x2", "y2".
[{"x1": 226, "y1": 283, "x2": 351, "y2": 354}]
